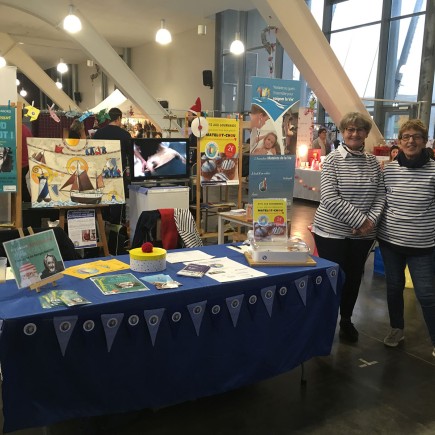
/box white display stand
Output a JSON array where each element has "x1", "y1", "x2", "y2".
[
  {"x1": 128, "y1": 185, "x2": 190, "y2": 243},
  {"x1": 293, "y1": 168, "x2": 321, "y2": 202}
]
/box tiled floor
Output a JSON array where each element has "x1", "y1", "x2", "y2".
[{"x1": 2, "y1": 199, "x2": 435, "y2": 435}]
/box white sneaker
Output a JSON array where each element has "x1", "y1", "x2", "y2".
[{"x1": 384, "y1": 328, "x2": 404, "y2": 347}]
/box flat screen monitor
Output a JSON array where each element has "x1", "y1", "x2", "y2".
[{"x1": 130, "y1": 138, "x2": 190, "y2": 182}]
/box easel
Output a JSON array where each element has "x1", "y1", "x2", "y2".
[
  {"x1": 57, "y1": 204, "x2": 110, "y2": 257},
  {"x1": 17, "y1": 226, "x2": 62, "y2": 293}
]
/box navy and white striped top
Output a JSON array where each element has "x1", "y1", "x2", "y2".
[
  {"x1": 377, "y1": 159, "x2": 435, "y2": 249},
  {"x1": 312, "y1": 145, "x2": 385, "y2": 239}
]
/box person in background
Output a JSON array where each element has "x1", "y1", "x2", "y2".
[
  {"x1": 93, "y1": 107, "x2": 132, "y2": 223},
  {"x1": 21, "y1": 123, "x2": 32, "y2": 202},
  {"x1": 133, "y1": 123, "x2": 144, "y2": 139},
  {"x1": 377, "y1": 119, "x2": 435, "y2": 358},
  {"x1": 312, "y1": 112, "x2": 385, "y2": 342},
  {"x1": 389, "y1": 145, "x2": 399, "y2": 161},
  {"x1": 68, "y1": 119, "x2": 86, "y2": 139},
  {"x1": 312, "y1": 127, "x2": 331, "y2": 156}
]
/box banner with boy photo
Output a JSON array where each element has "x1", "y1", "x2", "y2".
[{"x1": 248, "y1": 77, "x2": 300, "y2": 204}]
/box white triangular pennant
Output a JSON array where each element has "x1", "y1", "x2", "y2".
[
  {"x1": 144, "y1": 308, "x2": 165, "y2": 346},
  {"x1": 187, "y1": 300, "x2": 207, "y2": 336},
  {"x1": 225, "y1": 295, "x2": 244, "y2": 327},
  {"x1": 53, "y1": 316, "x2": 78, "y2": 356},
  {"x1": 260, "y1": 286, "x2": 276, "y2": 317},
  {"x1": 101, "y1": 313, "x2": 124, "y2": 352}
]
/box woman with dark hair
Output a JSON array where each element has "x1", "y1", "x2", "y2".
[
  {"x1": 377, "y1": 119, "x2": 435, "y2": 358},
  {"x1": 312, "y1": 112, "x2": 385, "y2": 342},
  {"x1": 389, "y1": 145, "x2": 399, "y2": 161},
  {"x1": 68, "y1": 120, "x2": 86, "y2": 139}
]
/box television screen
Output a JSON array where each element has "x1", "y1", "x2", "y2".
[{"x1": 130, "y1": 138, "x2": 190, "y2": 182}]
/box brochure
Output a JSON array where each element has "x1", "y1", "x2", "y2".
[
  {"x1": 39, "y1": 290, "x2": 91, "y2": 309},
  {"x1": 63, "y1": 258, "x2": 130, "y2": 279},
  {"x1": 252, "y1": 198, "x2": 288, "y2": 242},
  {"x1": 91, "y1": 273, "x2": 149, "y2": 295},
  {"x1": 140, "y1": 274, "x2": 182, "y2": 289},
  {"x1": 177, "y1": 263, "x2": 211, "y2": 278}
]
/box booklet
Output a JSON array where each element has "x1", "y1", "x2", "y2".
[
  {"x1": 177, "y1": 263, "x2": 211, "y2": 278},
  {"x1": 63, "y1": 259, "x2": 130, "y2": 279},
  {"x1": 39, "y1": 290, "x2": 91, "y2": 309},
  {"x1": 91, "y1": 273, "x2": 149, "y2": 295},
  {"x1": 140, "y1": 274, "x2": 182, "y2": 289}
]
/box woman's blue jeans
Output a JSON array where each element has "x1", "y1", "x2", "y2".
[{"x1": 380, "y1": 243, "x2": 435, "y2": 345}]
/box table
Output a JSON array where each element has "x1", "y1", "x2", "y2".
[
  {"x1": 217, "y1": 212, "x2": 253, "y2": 244},
  {"x1": 0, "y1": 245, "x2": 342, "y2": 433},
  {"x1": 293, "y1": 168, "x2": 321, "y2": 202}
]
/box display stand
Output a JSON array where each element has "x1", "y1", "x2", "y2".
[
  {"x1": 17, "y1": 226, "x2": 62, "y2": 292},
  {"x1": 0, "y1": 102, "x2": 23, "y2": 230},
  {"x1": 57, "y1": 205, "x2": 110, "y2": 257}
]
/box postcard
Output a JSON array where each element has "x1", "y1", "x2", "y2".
[{"x1": 91, "y1": 273, "x2": 149, "y2": 295}]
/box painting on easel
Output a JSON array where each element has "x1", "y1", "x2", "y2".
[{"x1": 27, "y1": 138, "x2": 125, "y2": 207}]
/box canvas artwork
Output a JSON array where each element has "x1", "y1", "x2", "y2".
[{"x1": 27, "y1": 138, "x2": 125, "y2": 207}]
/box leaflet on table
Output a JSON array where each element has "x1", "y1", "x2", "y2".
[
  {"x1": 140, "y1": 274, "x2": 182, "y2": 289},
  {"x1": 91, "y1": 273, "x2": 149, "y2": 295},
  {"x1": 166, "y1": 250, "x2": 214, "y2": 264},
  {"x1": 66, "y1": 209, "x2": 97, "y2": 248},
  {"x1": 182, "y1": 257, "x2": 267, "y2": 283},
  {"x1": 252, "y1": 198, "x2": 287, "y2": 242},
  {"x1": 63, "y1": 258, "x2": 129, "y2": 278},
  {"x1": 177, "y1": 263, "x2": 211, "y2": 278},
  {"x1": 39, "y1": 290, "x2": 91, "y2": 309}
]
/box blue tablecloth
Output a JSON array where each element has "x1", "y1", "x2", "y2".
[{"x1": 0, "y1": 244, "x2": 342, "y2": 433}]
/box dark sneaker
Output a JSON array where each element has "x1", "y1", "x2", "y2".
[
  {"x1": 383, "y1": 328, "x2": 404, "y2": 347},
  {"x1": 339, "y1": 320, "x2": 359, "y2": 342}
]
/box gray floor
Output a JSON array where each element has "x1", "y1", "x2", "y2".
[{"x1": 2, "y1": 199, "x2": 435, "y2": 435}]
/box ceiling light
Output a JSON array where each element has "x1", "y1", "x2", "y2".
[
  {"x1": 55, "y1": 80, "x2": 63, "y2": 89},
  {"x1": 16, "y1": 79, "x2": 20, "y2": 86},
  {"x1": 19, "y1": 89, "x2": 27, "y2": 97},
  {"x1": 57, "y1": 59, "x2": 68, "y2": 74},
  {"x1": 0, "y1": 56, "x2": 6, "y2": 69},
  {"x1": 156, "y1": 19, "x2": 172, "y2": 45},
  {"x1": 230, "y1": 32, "x2": 245, "y2": 55},
  {"x1": 63, "y1": 5, "x2": 82, "y2": 33}
]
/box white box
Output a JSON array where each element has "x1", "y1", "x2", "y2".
[{"x1": 128, "y1": 185, "x2": 190, "y2": 243}]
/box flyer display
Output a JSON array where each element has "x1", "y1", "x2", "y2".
[
  {"x1": 200, "y1": 118, "x2": 239, "y2": 186},
  {"x1": 252, "y1": 198, "x2": 287, "y2": 242},
  {"x1": 67, "y1": 209, "x2": 97, "y2": 248}
]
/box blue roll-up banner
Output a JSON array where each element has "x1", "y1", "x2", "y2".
[
  {"x1": 327, "y1": 266, "x2": 339, "y2": 295},
  {"x1": 225, "y1": 295, "x2": 244, "y2": 327},
  {"x1": 144, "y1": 308, "x2": 165, "y2": 346},
  {"x1": 260, "y1": 285, "x2": 276, "y2": 317},
  {"x1": 53, "y1": 316, "x2": 78, "y2": 356},
  {"x1": 187, "y1": 300, "x2": 207, "y2": 336},
  {"x1": 294, "y1": 276, "x2": 309, "y2": 306},
  {"x1": 101, "y1": 313, "x2": 124, "y2": 352}
]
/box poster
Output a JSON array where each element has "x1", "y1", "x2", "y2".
[
  {"x1": 3, "y1": 229, "x2": 65, "y2": 289},
  {"x1": 67, "y1": 209, "x2": 97, "y2": 248},
  {"x1": 27, "y1": 138, "x2": 125, "y2": 207},
  {"x1": 252, "y1": 198, "x2": 287, "y2": 242},
  {"x1": 0, "y1": 105, "x2": 17, "y2": 192},
  {"x1": 200, "y1": 118, "x2": 239, "y2": 186}
]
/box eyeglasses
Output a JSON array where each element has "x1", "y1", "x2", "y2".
[
  {"x1": 345, "y1": 127, "x2": 366, "y2": 134},
  {"x1": 400, "y1": 134, "x2": 424, "y2": 141}
]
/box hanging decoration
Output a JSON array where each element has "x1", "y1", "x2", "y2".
[
  {"x1": 261, "y1": 26, "x2": 278, "y2": 77},
  {"x1": 24, "y1": 104, "x2": 40, "y2": 122},
  {"x1": 96, "y1": 109, "x2": 110, "y2": 125},
  {"x1": 48, "y1": 104, "x2": 60, "y2": 123}
]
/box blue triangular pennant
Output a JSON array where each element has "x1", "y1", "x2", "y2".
[
  {"x1": 294, "y1": 276, "x2": 309, "y2": 306},
  {"x1": 168, "y1": 310, "x2": 184, "y2": 339},
  {"x1": 144, "y1": 308, "x2": 165, "y2": 346},
  {"x1": 246, "y1": 294, "x2": 259, "y2": 320},
  {"x1": 0, "y1": 319, "x2": 3, "y2": 339},
  {"x1": 187, "y1": 300, "x2": 207, "y2": 336},
  {"x1": 225, "y1": 294, "x2": 244, "y2": 327},
  {"x1": 101, "y1": 313, "x2": 124, "y2": 352},
  {"x1": 327, "y1": 266, "x2": 339, "y2": 294},
  {"x1": 53, "y1": 316, "x2": 78, "y2": 356},
  {"x1": 276, "y1": 286, "x2": 289, "y2": 310},
  {"x1": 260, "y1": 286, "x2": 276, "y2": 317}
]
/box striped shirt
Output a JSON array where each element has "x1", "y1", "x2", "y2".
[
  {"x1": 312, "y1": 145, "x2": 385, "y2": 239},
  {"x1": 377, "y1": 159, "x2": 435, "y2": 249}
]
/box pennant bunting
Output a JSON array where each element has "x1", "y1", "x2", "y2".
[
  {"x1": 187, "y1": 300, "x2": 207, "y2": 336},
  {"x1": 294, "y1": 276, "x2": 309, "y2": 306},
  {"x1": 101, "y1": 313, "x2": 124, "y2": 352},
  {"x1": 168, "y1": 311, "x2": 183, "y2": 339},
  {"x1": 260, "y1": 286, "x2": 276, "y2": 317},
  {"x1": 144, "y1": 308, "x2": 165, "y2": 346},
  {"x1": 225, "y1": 295, "x2": 244, "y2": 327},
  {"x1": 82, "y1": 320, "x2": 95, "y2": 332},
  {"x1": 315, "y1": 275, "x2": 323, "y2": 286},
  {"x1": 246, "y1": 294, "x2": 259, "y2": 320},
  {"x1": 327, "y1": 266, "x2": 339, "y2": 295},
  {"x1": 23, "y1": 323, "x2": 37, "y2": 336},
  {"x1": 53, "y1": 316, "x2": 78, "y2": 356}
]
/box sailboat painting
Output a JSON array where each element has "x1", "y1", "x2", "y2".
[{"x1": 27, "y1": 138, "x2": 125, "y2": 207}]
